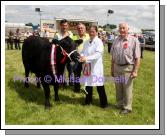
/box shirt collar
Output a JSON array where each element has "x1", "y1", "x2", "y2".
[
  {"x1": 92, "y1": 36, "x2": 98, "y2": 41},
  {"x1": 77, "y1": 33, "x2": 88, "y2": 39},
  {"x1": 118, "y1": 34, "x2": 130, "y2": 41}
]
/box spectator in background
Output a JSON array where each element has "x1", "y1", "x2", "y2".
[
  {"x1": 101, "y1": 31, "x2": 107, "y2": 45},
  {"x1": 7, "y1": 30, "x2": 14, "y2": 50},
  {"x1": 33, "y1": 30, "x2": 40, "y2": 36},
  {"x1": 138, "y1": 35, "x2": 145, "y2": 59},
  {"x1": 98, "y1": 31, "x2": 102, "y2": 39},
  {"x1": 24, "y1": 31, "x2": 32, "y2": 38},
  {"x1": 107, "y1": 32, "x2": 114, "y2": 53},
  {"x1": 14, "y1": 28, "x2": 21, "y2": 50},
  {"x1": 98, "y1": 31, "x2": 107, "y2": 45},
  {"x1": 43, "y1": 29, "x2": 50, "y2": 39}
]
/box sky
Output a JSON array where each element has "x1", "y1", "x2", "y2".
[{"x1": 5, "y1": 5, "x2": 155, "y2": 29}]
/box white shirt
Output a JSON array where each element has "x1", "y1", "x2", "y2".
[
  {"x1": 55, "y1": 31, "x2": 73, "y2": 40},
  {"x1": 24, "y1": 32, "x2": 32, "y2": 38},
  {"x1": 81, "y1": 36, "x2": 104, "y2": 86},
  {"x1": 43, "y1": 31, "x2": 50, "y2": 38}
]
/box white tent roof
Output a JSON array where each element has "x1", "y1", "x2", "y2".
[{"x1": 5, "y1": 23, "x2": 25, "y2": 27}]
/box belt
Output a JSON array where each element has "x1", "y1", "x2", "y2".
[{"x1": 116, "y1": 63, "x2": 133, "y2": 66}]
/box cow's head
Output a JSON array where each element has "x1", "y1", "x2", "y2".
[{"x1": 52, "y1": 36, "x2": 83, "y2": 63}]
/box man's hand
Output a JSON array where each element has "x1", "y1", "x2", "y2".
[
  {"x1": 130, "y1": 71, "x2": 138, "y2": 79},
  {"x1": 131, "y1": 58, "x2": 140, "y2": 79}
]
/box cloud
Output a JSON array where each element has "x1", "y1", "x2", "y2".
[{"x1": 5, "y1": 5, "x2": 155, "y2": 29}]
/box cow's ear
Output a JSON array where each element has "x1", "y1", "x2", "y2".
[
  {"x1": 74, "y1": 39, "x2": 83, "y2": 46},
  {"x1": 52, "y1": 39, "x2": 60, "y2": 45}
]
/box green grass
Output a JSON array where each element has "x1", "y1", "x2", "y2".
[{"x1": 5, "y1": 46, "x2": 155, "y2": 125}]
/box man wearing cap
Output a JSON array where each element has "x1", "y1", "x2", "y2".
[
  {"x1": 72, "y1": 23, "x2": 89, "y2": 92},
  {"x1": 110, "y1": 22, "x2": 141, "y2": 114}
]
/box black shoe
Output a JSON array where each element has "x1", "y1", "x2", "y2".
[
  {"x1": 101, "y1": 104, "x2": 108, "y2": 108},
  {"x1": 74, "y1": 88, "x2": 80, "y2": 93},
  {"x1": 120, "y1": 109, "x2": 132, "y2": 114},
  {"x1": 82, "y1": 102, "x2": 91, "y2": 106},
  {"x1": 83, "y1": 100, "x2": 92, "y2": 106},
  {"x1": 69, "y1": 82, "x2": 74, "y2": 86}
]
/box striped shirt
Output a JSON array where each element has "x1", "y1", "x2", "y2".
[{"x1": 110, "y1": 35, "x2": 141, "y2": 65}]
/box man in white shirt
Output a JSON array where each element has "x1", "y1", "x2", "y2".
[
  {"x1": 43, "y1": 29, "x2": 50, "y2": 39},
  {"x1": 24, "y1": 31, "x2": 32, "y2": 38}
]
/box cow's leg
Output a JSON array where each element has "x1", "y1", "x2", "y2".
[
  {"x1": 54, "y1": 82, "x2": 60, "y2": 101},
  {"x1": 41, "y1": 81, "x2": 51, "y2": 109},
  {"x1": 24, "y1": 68, "x2": 30, "y2": 88},
  {"x1": 35, "y1": 74, "x2": 41, "y2": 88}
]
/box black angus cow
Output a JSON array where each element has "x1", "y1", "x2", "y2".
[{"x1": 22, "y1": 36, "x2": 82, "y2": 109}]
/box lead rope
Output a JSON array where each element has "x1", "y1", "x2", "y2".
[{"x1": 56, "y1": 44, "x2": 77, "y2": 63}]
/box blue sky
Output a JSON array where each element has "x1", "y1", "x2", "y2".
[{"x1": 5, "y1": 5, "x2": 155, "y2": 29}]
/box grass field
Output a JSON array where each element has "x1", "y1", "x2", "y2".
[{"x1": 5, "y1": 45, "x2": 155, "y2": 125}]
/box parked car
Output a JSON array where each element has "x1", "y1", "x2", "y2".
[
  {"x1": 142, "y1": 34, "x2": 155, "y2": 51},
  {"x1": 143, "y1": 32, "x2": 155, "y2": 45}
]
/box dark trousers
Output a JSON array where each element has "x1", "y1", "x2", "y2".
[
  {"x1": 66, "y1": 61, "x2": 74, "y2": 85},
  {"x1": 85, "y1": 86, "x2": 108, "y2": 108},
  {"x1": 108, "y1": 42, "x2": 112, "y2": 53},
  {"x1": 7, "y1": 38, "x2": 14, "y2": 50},
  {"x1": 73, "y1": 62, "x2": 82, "y2": 92},
  {"x1": 141, "y1": 47, "x2": 144, "y2": 58},
  {"x1": 14, "y1": 39, "x2": 21, "y2": 50}
]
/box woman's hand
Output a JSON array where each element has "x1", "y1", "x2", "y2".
[{"x1": 79, "y1": 56, "x2": 87, "y2": 63}]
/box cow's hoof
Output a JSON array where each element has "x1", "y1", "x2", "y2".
[
  {"x1": 45, "y1": 100, "x2": 52, "y2": 109},
  {"x1": 25, "y1": 83, "x2": 29, "y2": 88},
  {"x1": 55, "y1": 97, "x2": 60, "y2": 102},
  {"x1": 45, "y1": 105, "x2": 51, "y2": 110}
]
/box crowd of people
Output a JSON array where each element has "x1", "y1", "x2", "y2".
[
  {"x1": 6, "y1": 28, "x2": 22, "y2": 50},
  {"x1": 6, "y1": 28, "x2": 41, "y2": 50}
]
